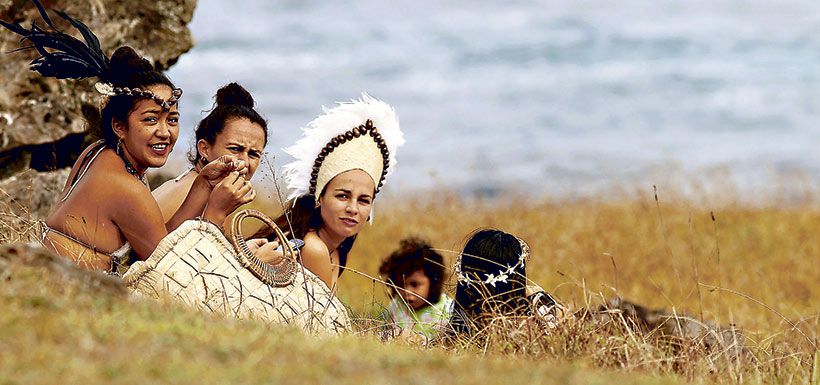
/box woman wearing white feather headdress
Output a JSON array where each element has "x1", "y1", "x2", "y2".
[{"x1": 258, "y1": 94, "x2": 404, "y2": 289}]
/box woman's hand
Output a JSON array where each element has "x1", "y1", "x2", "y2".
[
  {"x1": 250, "y1": 239, "x2": 285, "y2": 265},
  {"x1": 199, "y1": 155, "x2": 249, "y2": 188},
  {"x1": 202, "y1": 171, "x2": 255, "y2": 224},
  {"x1": 246, "y1": 238, "x2": 268, "y2": 254},
  {"x1": 169, "y1": 156, "x2": 249, "y2": 232}
]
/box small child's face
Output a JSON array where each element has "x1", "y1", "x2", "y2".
[{"x1": 402, "y1": 269, "x2": 431, "y2": 311}]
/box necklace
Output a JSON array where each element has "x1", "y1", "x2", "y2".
[{"x1": 116, "y1": 141, "x2": 148, "y2": 185}]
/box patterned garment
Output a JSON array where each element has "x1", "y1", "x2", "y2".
[{"x1": 383, "y1": 294, "x2": 453, "y2": 339}]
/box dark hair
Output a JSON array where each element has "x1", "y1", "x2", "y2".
[
  {"x1": 97, "y1": 46, "x2": 176, "y2": 147},
  {"x1": 378, "y1": 237, "x2": 446, "y2": 306},
  {"x1": 450, "y1": 228, "x2": 529, "y2": 335},
  {"x1": 256, "y1": 195, "x2": 354, "y2": 275},
  {"x1": 188, "y1": 82, "x2": 268, "y2": 166}
]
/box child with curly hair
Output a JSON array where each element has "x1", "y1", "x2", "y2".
[{"x1": 379, "y1": 237, "x2": 453, "y2": 339}]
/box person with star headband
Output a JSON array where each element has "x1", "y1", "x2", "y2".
[
  {"x1": 448, "y1": 228, "x2": 565, "y2": 336},
  {"x1": 1, "y1": 1, "x2": 257, "y2": 274}
]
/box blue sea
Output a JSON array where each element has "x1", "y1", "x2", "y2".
[{"x1": 164, "y1": 0, "x2": 820, "y2": 200}]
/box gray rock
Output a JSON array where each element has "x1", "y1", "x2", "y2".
[
  {"x1": 588, "y1": 296, "x2": 749, "y2": 363},
  {"x1": 0, "y1": 0, "x2": 197, "y2": 223}
]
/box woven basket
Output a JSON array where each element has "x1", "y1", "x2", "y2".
[{"x1": 122, "y1": 209, "x2": 350, "y2": 333}]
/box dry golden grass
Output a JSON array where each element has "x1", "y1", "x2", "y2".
[
  {"x1": 345, "y1": 188, "x2": 819, "y2": 329},
  {"x1": 0, "y1": 243, "x2": 679, "y2": 385},
  {"x1": 1, "y1": 179, "x2": 818, "y2": 384},
  {"x1": 338, "y1": 186, "x2": 819, "y2": 383},
  {"x1": 0, "y1": 244, "x2": 677, "y2": 385}
]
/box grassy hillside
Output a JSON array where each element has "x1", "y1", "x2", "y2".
[
  {"x1": 0, "y1": 244, "x2": 678, "y2": 385},
  {"x1": 339, "y1": 189, "x2": 818, "y2": 384},
  {"x1": 1, "y1": 184, "x2": 818, "y2": 384}
]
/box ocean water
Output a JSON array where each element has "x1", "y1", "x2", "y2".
[{"x1": 164, "y1": 0, "x2": 820, "y2": 199}]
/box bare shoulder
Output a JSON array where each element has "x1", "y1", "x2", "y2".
[
  {"x1": 299, "y1": 231, "x2": 334, "y2": 287},
  {"x1": 152, "y1": 171, "x2": 196, "y2": 220},
  {"x1": 87, "y1": 151, "x2": 155, "y2": 204},
  {"x1": 59, "y1": 141, "x2": 107, "y2": 194},
  {"x1": 301, "y1": 231, "x2": 330, "y2": 260},
  {"x1": 152, "y1": 170, "x2": 195, "y2": 197}
]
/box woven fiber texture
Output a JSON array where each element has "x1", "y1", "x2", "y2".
[
  {"x1": 315, "y1": 136, "x2": 383, "y2": 204},
  {"x1": 122, "y1": 220, "x2": 350, "y2": 334}
]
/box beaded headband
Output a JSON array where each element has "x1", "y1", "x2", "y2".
[
  {"x1": 455, "y1": 237, "x2": 530, "y2": 288},
  {"x1": 311, "y1": 119, "x2": 390, "y2": 196},
  {"x1": 94, "y1": 82, "x2": 183, "y2": 111},
  {"x1": 282, "y1": 94, "x2": 404, "y2": 204}
]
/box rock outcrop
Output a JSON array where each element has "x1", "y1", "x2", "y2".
[
  {"x1": 0, "y1": 0, "x2": 197, "y2": 234},
  {"x1": 0, "y1": 242, "x2": 127, "y2": 296}
]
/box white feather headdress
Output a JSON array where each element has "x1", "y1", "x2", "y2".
[{"x1": 282, "y1": 94, "x2": 404, "y2": 202}]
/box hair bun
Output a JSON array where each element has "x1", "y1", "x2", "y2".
[
  {"x1": 215, "y1": 82, "x2": 255, "y2": 108},
  {"x1": 106, "y1": 46, "x2": 154, "y2": 85}
]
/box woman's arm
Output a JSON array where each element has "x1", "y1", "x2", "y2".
[
  {"x1": 165, "y1": 156, "x2": 251, "y2": 231},
  {"x1": 108, "y1": 172, "x2": 253, "y2": 261},
  {"x1": 299, "y1": 232, "x2": 336, "y2": 289},
  {"x1": 109, "y1": 176, "x2": 171, "y2": 260},
  {"x1": 166, "y1": 174, "x2": 213, "y2": 231}
]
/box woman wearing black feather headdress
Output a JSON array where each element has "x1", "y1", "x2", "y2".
[{"x1": 1, "y1": 1, "x2": 258, "y2": 273}]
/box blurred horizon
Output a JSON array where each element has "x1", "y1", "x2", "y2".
[{"x1": 160, "y1": 0, "x2": 820, "y2": 202}]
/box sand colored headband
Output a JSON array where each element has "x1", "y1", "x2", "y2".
[{"x1": 282, "y1": 94, "x2": 405, "y2": 203}]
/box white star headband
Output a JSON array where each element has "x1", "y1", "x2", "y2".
[
  {"x1": 282, "y1": 93, "x2": 404, "y2": 203},
  {"x1": 455, "y1": 237, "x2": 530, "y2": 288}
]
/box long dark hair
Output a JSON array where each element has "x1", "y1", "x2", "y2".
[
  {"x1": 378, "y1": 237, "x2": 446, "y2": 305},
  {"x1": 259, "y1": 195, "x2": 354, "y2": 275},
  {"x1": 188, "y1": 82, "x2": 268, "y2": 166},
  {"x1": 450, "y1": 228, "x2": 529, "y2": 335}
]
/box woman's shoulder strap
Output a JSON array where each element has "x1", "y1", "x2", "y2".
[{"x1": 60, "y1": 140, "x2": 107, "y2": 202}]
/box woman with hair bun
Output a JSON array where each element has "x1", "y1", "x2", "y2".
[
  {"x1": 153, "y1": 82, "x2": 268, "y2": 226},
  {"x1": 1, "y1": 1, "x2": 255, "y2": 274}
]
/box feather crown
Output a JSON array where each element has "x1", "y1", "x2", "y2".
[
  {"x1": 0, "y1": 0, "x2": 109, "y2": 80},
  {"x1": 282, "y1": 94, "x2": 404, "y2": 202},
  {"x1": 1, "y1": 0, "x2": 182, "y2": 109}
]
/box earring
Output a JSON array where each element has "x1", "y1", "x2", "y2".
[{"x1": 116, "y1": 138, "x2": 124, "y2": 155}]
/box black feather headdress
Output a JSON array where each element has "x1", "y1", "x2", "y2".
[
  {"x1": 2, "y1": 0, "x2": 183, "y2": 111},
  {"x1": 1, "y1": 0, "x2": 109, "y2": 80}
]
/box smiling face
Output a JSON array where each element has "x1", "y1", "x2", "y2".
[
  {"x1": 318, "y1": 169, "x2": 375, "y2": 240},
  {"x1": 113, "y1": 84, "x2": 180, "y2": 173},
  {"x1": 197, "y1": 117, "x2": 266, "y2": 179}
]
